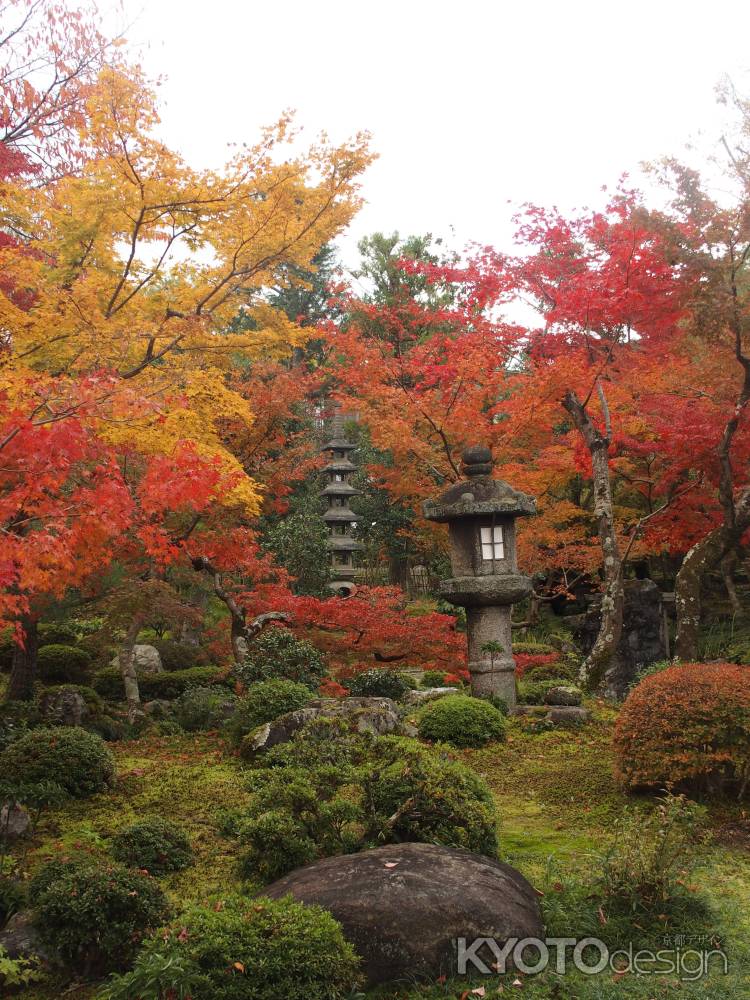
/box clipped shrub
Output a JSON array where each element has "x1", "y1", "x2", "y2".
[
  {"x1": 0, "y1": 878, "x2": 24, "y2": 928},
  {"x1": 514, "y1": 652, "x2": 563, "y2": 677},
  {"x1": 38, "y1": 623, "x2": 79, "y2": 647},
  {"x1": 517, "y1": 677, "x2": 564, "y2": 705},
  {"x1": 0, "y1": 727, "x2": 114, "y2": 798},
  {"x1": 230, "y1": 679, "x2": 312, "y2": 745},
  {"x1": 614, "y1": 663, "x2": 750, "y2": 797},
  {"x1": 237, "y1": 811, "x2": 318, "y2": 882},
  {"x1": 417, "y1": 693, "x2": 506, "y2": 748},
  {"x1": 100, "y1": 894, "x2": 361, "y2": 1000},
  {"x1": 173, "y1": 686, "x2": 236, "y2": 732},
  {"x1": 421, "y1": 668, "x2": 450, "y2": 688},
  {"x1": 511, "y1": 640, "x2": 556, "y2": 655},
  {"x1": 346, "y1": 668, "x2": 411, "y2": 700},
  {"x1": 93, "y1": 665, "x2": 225, "y2": 701},
  {"x1": 151, "y1": 639, "x2": 210, "y2": 672},
  {"x1": 31, "y1": 859, "x2": 168, "y2": 972},
  {"x1": 0, "y1": 700, "x2": 40, "y2": 751},
  {"x1": 37, "y1": 643, "x2": 92, "y2": 685},
  {"x1": 523, "y1": 659, "x2": 577, "y2": 683},
  {"x1": 233, "y1": 723, "x2": 499, "y2": 880},
  {"x1": 237, "y1": 628, "x2": 325, "y2": 690},
  {"x1": 111, "y1": 818, "x2": 193, "y2": 875}
]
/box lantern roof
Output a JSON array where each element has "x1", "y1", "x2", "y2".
[
  {"x1": 423, "y1": 445, "x2": 536, "y2": 523},
  {"x1": 322, "y1": 482, "x2": 361, "y2": 497}
]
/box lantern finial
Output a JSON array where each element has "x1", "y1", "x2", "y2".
[{"x1": 462, "y1": 445, "x2": 492, "y2": 478}]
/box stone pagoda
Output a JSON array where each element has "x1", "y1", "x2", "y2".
[
  {"x1": 321, "y1": 412, "x2": 362, "y2": 596},
  {"x1": 423, "y1": 445, "x2": 536, "y2": 709}
]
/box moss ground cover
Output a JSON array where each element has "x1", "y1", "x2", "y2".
[{"x1": 5, "y1": 708, "x2": 750, "y2": 999}]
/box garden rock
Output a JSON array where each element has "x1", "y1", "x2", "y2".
[
  {"x1": 543, "y1": 685, "x2": 582, "y2": 707},
  {"x1": 0, "y1": 910, "x2": 50, "y2": 961},
  {"x1": 245, "y1": 697, "x2": 401, "y2": 757},
  {"x1": 404, "y1": 687, "x2": 459, "y2": 705},
  {"x1": 109, "y1": 644, "x2": 163, "y2": 675},
  {"x1": 547, "y1": 706, "x2": 589, "y2": 725},
  {"x1": 143, "y1": 699, "x2": 173, "y2": 719},
  {"x1": 0, "y1": 802, "x2": 30, "y2": 841},
  {"x1": 262, "y1": 842, "x2": 543, "y2": 986},
  {"x1": 39, "y1": 686, "x2": 88, "y2": 727}
]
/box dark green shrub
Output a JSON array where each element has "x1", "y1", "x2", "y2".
[
  {"x1": 40, "y1": 683, "x2": 104, "y2": 715},
  {"x1": 512, "y1": 640, "x2": 556, "y2": 655},
  {"x1": 0, "y1": 700, "x2": 40, "y2": 751},
  {"x1": 232, "y1": 725, "x2": 499, "y2": 881},
  {"x1": 38, "y1": 623, "x2": 79, "y2": 647},
  {"x1": 237, "y1": 811, "x2": 318, "y2": 882},
  {"x1": 421, "y1": 668, "x2": 449, "y2": 688},
  {"x1": 0, "y1": 878, "x2": 24, "y2": 928},
  {"x1": 230, "y1": 679, "x2": 312, "y2": 744},
  {"x1": 0, "y1": 727, "x2": 114, "y2": 798},
  {"x1": 100, "y1": 894, "x2": 360, "y2": 1000},
  {"x1": 524, "y1": 659, "x2": 577, "y2": 683},
  {"x1": 111, "y1": 818, "x2": 193, "y2": 875},
  {"x1": 0, "y1": 631, "x2": 16, "y2": 671},
  {"x1": 477, "y1": 691, "x2": 509, "y2": 715},
  {"x1": 237, "y1": 628, "x2": 325, "y2": 690},
  {"x1": 417, "y1": 693, "x2": 506, "y2": 748},
  {"x1": 37, "y1": 644, "x2": 92, "y2": 685},
  {"x1": 347, "y1": 668, "x2": 411, "y2": 700},
  {"x1": 518, "y1": 677, "x2": 563, "y2": 705},
  {"x1": 93, "y1": 665, "x2": 225, "y2": 701},
  {"x1": 173, "y1": 686, "x2": 236, "y2": 732},
  {"x1": 31, "y1": 859, "x2": 168, "y2": 973},
  {"x1": 151, "y1": 639, "x2": 210, "y2": 672}
]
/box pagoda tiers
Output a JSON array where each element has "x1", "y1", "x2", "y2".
[{"x1": 321, "y1": 412, "x2": 363, "y2": 596}]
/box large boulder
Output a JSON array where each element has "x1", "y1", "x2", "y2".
[
  {"x1": 109, "y1": 644, "x2": 163, "y2": 675},
  {"x1": 262, "y1": 843, "x2": 543, "y2": 987},
  {"x1": 0, "y1": 910, "x2": 50, "y2": 961},
  {"x1": 39, "y1": 686, "x2": 88, "y2": 727},
  {"x1": 243, "y1": 697, "x2": 401, "y2": 758}
]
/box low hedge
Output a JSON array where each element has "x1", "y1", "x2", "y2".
[
  {"x1": 93, "y1": 665, "x2": 226, "y2": 701},
  {"x1": 37, "y1": 644, "x2": 92, "y2": 685}
]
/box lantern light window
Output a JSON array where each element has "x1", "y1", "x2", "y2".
[{"x1": 480, "y1": 525, "x2": 504, "y2": 561}]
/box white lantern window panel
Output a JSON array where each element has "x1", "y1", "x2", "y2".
[{"x1": 480, "y1": 525, "x2": 504, "y2": 561}]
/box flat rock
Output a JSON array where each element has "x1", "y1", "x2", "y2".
[
  {"x1": 547, "y1": 706, "x2": 589, "y2": 725},
  {"x1": 404, "y1": 687, "x2": 459, "y2": 705},
  {"x1": 262, "y1": 842, "x2": 543, "y2": 986},
  {"x1": 243, "y1": 697, "x2": 401, "y2": 758},
  {"x1": 543, "y1": 685, "x2": 582, "y2": 707}
]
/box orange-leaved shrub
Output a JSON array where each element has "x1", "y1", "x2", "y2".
[{"x1": 614, "y1": 663, "x2": 750, "y2": 798}]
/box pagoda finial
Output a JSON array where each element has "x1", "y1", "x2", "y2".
[{"x1": 462, "y1": 445, "x2": 492, "y2": 478}]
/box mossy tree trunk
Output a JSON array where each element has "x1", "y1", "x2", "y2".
[
  {"x1": 6, "y1": 615, "x2": 39, "y2": 702},
  {"x1": 118, "y1": 615, "x2": 144, "y2": 723}
]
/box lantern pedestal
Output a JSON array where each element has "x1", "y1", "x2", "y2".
[{"x1": 424, "y1": 446, "x2": 536, "y2": 712}]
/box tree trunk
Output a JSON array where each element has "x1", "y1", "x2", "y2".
[
  {"x1": 675, "y1": 489, "x2": 750, "y2": 660},
  {"x1": 6, "y1": 616, "x2": 39, "y2": 702},
  {"x1": 721, "y1": 551, "x2": 743, "y2": 614},
  {"x1": 118, "y1": 616, "x2": 144, "y2": 723},
  {"x1": 563, "y1": 388, "x2": 624, "y2": 690}
]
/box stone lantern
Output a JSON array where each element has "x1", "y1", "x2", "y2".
[{"x1": 423, "y1": 446, "x2": 536, "y2": 708}]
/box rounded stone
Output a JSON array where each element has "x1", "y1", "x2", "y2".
[
  {"x1": 462, "y1": 445, "x2": 493, "y2": 477},
  {"x1": 262, "y1": 842, "x2": 543, "y2": 986}
]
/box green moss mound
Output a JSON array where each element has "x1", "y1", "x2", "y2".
[
  {"x1": 111, "y1": 817, "x2": 193, "y2": 875},
  {"x1": 0, "y1": 726, "x2": 114, "y2": 798},
  {"x1": 417, "y1": 693, "x2": 507, "y2": 748},
  {"x1": 229, "y1": 678, "x2": 312, "y2": 744}
]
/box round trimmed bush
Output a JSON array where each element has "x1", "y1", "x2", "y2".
[
  {"x1": 417, "y1": 694, "x2": 507, "y2": 748},
  {"x1": 30, "y1": 859, "x2": 168, "y2": 972},
  {"x1": 104, "y1": 894, "x2": 361, "y2": 1000},
  {"x1": 38, "y1": 623, "x2": 79, "y2": 646},
  {"x1": 614, "y1": 663, "x2": 750, "y2": 798},
  {"x1": 237, "y1": 810, "x2": 318, "y2": 882},
  {"x1": 523, "y1": 659, "x2": 577, "y2": 683},
  {"x1": 37, "y1": 643, "x2": 92, "y2": 685},
  {"x1": 152, "y1": 639, "x2": 210, "y2": 672},
  {"x1": 111, "y1": 817, "x2": 193, "y2": 875},
  {"x1": 0, "y1": 726, "x2": 114, "y2": 798},
  {"x1": 347, "y1": 668, "x2": 410, "y2": 700},
  {"x1": 230, "y1": 679, "x2": 312, "y2": 744},
  {"x1": 173, "y1": 685, "x2": 237, "y2": 732},
  {"x1": 512, "y1": 641, "x2": 556, "y2": 655},
  {"x1": 237, "y1": 628, "x2": 325, "y2": 691}
]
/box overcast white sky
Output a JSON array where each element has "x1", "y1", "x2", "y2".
[{"x1": 104, "y1": 0, "x2": 750, "y2": 265}]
